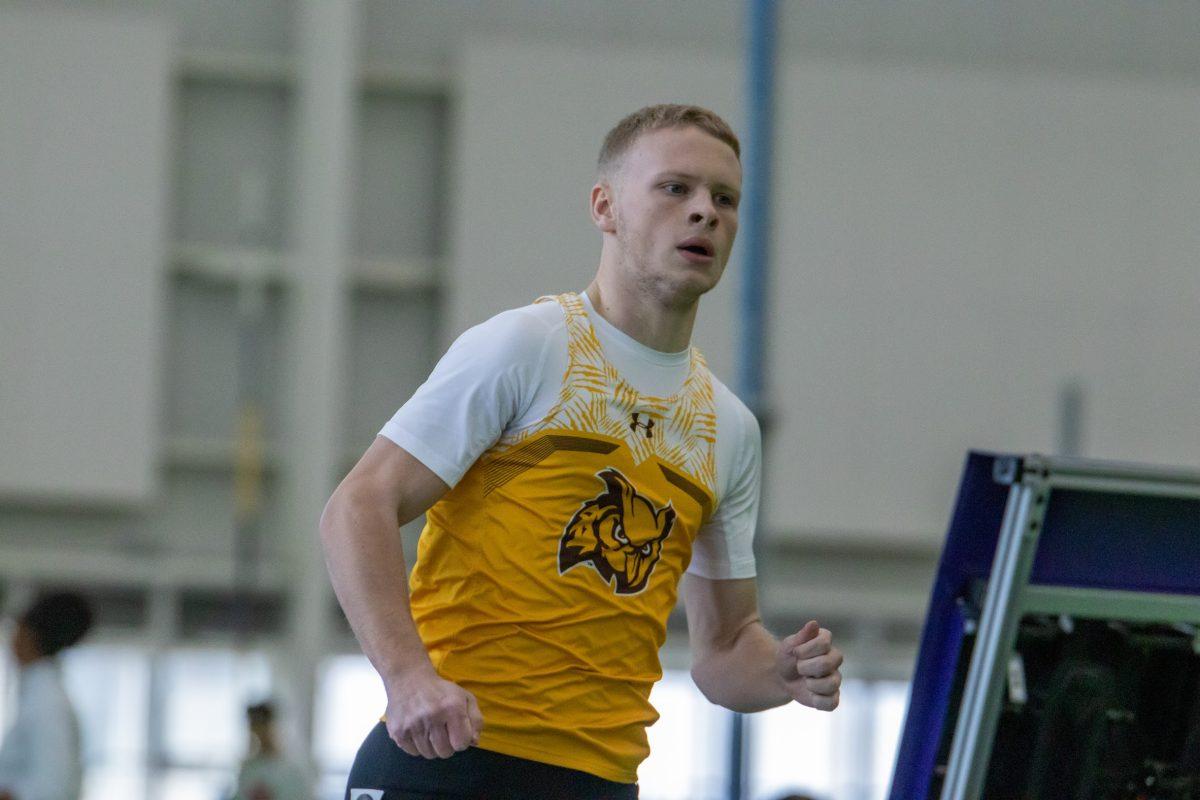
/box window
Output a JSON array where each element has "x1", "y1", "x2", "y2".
[
  {"x1": 639, "y1": 670, "x2": 730, "y2": 800},
  {"x1": 61, "y1": 644, "x2": 150, "y2": 800},
  {"x1": 748, "y1": 691, "x2": 837, "y2": 799},
  {"x1": 872, "y1": 680, "x2": 910, "y2": 795},
  {"x1": 747, "y1": 679, "x2": 910, "y2": 800},
  {"x1": 22, "y1": 641, "x2": 909, "y2": 800},
  {"x1": 313, "y1": 654, "x2": 387, "y2": 798},
  {"x1": 156, "y1": 648, "x2": 272, "y2": 799}
]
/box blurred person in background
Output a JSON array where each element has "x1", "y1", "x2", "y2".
[
  {"x1": 322, "y1": 104, "x2": 843, "y2": 799},
  {"x1": 230, "y1": 700, "x2": 313, "y2": 800},
  {"x1": 0, "y1": 591, "x2": 93, "y2": 800}
]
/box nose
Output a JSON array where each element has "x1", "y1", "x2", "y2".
[{"x1": 688, "y1": 197, "x2": 719, "y2": 229}]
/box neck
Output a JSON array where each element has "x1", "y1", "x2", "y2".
[
  {"x1": 253, "y1": 734, "x2": 279, "y2": 757},
  {"x1": 586, "y1": 268, "x2": 699, "y2": 354}
]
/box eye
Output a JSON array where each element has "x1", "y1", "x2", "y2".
[
  {"x1": 641, "y1": 544, "x2": 652, "y2": 555},
  {"x1": 614, "y1": 528, "x2": 628, "y2": 544},
  {"x1": 663, "y1": 182, "x2": 686, "y2": 196},
  {"x1": 715, "y1": 193, "x2": 736, "y2": 207}
]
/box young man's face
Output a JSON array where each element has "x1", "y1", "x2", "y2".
[{"x1": 602, "y1": 126, "x2": 742, "y2": 306}]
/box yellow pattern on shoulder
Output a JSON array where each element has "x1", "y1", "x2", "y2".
[{"x1": 498, "y1": 293, "x2": 718, "y2": 495}]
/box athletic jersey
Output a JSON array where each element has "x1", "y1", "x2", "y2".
[{"x1": 380, "y1": 292, "x2": 761, "y2": 783}]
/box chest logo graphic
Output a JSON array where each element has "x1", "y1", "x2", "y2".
[
  {"x1": 629, "y1": 412, "x2": 655, "y2": 438},
  {"x1": 558, "y1": 468, "x2": 676, "y2": 595}
]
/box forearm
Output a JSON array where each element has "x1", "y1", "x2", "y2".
[
  {"x1": 691, "y1": 620, "x2": 790, "y2": 713},
  {"x1": 319, "y1": 489, "x2": 434, "y2": 685}
]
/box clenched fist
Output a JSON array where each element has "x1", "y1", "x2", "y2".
[
  {"x1": 385, "y1": 667, "x2": 484, "y2": 759},
  {"x1": 776, "y1": 620, "x2": 843, "y2": 711}
]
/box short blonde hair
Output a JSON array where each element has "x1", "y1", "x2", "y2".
[{"x1": 597, "y1": 104, "x2": 741, "y2": 177}]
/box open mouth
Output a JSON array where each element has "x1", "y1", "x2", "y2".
[{"x1": 677, "y1": 239, "x2": 714, "y2": 258}]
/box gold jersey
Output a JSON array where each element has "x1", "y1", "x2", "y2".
[{"x1": 408, "y1": 292, "x2": 718, "y2": 783}]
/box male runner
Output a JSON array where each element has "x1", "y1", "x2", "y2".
[{"x1": 322, "y1": 104, "x2": 843, "y2": 800}]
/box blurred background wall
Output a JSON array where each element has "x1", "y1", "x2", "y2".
[{"x1": 1, "y1": 2, "x2": 1197, "y2": 799}]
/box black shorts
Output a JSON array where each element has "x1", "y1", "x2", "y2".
[{"x1": 345, "y1": 722, "x2": 639, "y2": 800}]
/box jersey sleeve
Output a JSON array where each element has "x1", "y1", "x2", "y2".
[
  {"x1": 379, "y1": 307, "x2": 556, "y2": 488},
  {"x1": 687, "y1": 400, "x2": 761, "y2": 580}
]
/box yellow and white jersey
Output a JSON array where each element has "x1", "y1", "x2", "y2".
[{"x1": 380, "y1": 292, "x2": 760, "y2": 783}]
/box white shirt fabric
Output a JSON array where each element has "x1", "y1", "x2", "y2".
[
  {"x1": 380, "y1": 293, "x2": 761, "y2": 580},
  {"x1": 0, "y1": 660, "x2": 82, "y2": 800}
]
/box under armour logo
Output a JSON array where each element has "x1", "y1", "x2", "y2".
[
  {"x1": 350, "y1": 790, "x2": 384, "y2": 800},
  {"x1": 630, "y1": 412, "x2": 655, "y2": 438}
]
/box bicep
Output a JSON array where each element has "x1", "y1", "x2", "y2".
[{"x1": 682, "y1": 574, "x2": 762, "y2": 657}]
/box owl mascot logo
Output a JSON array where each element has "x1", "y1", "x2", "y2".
[{"x1": 558, "y1": 468, "x2": 676, "y2": 595}]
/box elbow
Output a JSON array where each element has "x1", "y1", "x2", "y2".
[
  {"x1": 318, "y1": 490, "x2": 342, "y2": 545},
  {"x1": 692, "y1": 667, "x2": 757, "y2": 713},
  {"x1": 319, "y1": 480, "x2": 401, "y2": 548},
  {"x1": 689, "y1": 663, "x2": 715, "y2": 704},
  {"x1": 690, "y1": 657, "x2": 732, "y2": 709},
  {"x1": 319, "y1": 484, "x2": 361, "y2": 548},
  {"x1": 690, "y1": 653, "x2": 773, "y2": 714}
]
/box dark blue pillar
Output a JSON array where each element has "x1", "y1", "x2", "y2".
[
  {"x1": 739, "y1": 0, "x2": 778, "y2": 417},
  {"x1": 730, "y1": 5, "x2": 778, "y2": 799}
]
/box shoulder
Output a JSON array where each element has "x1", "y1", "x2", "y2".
[
  {"x1": 707, "y1": 371, "x2": 761, "y2": 444},
  {"x1": 451, "y1": 299, "x2": 567, "y2": 366},
  {"x1": 17, "y1": 661, "x2": 74, "y2": 724},
  {"x1": 25, "y1": 661, "x2": 68, "y2": 699},
  {"x1": 482, "y1": 297, "x2": 567, "y2": 336},
  {"x1": 703, "y1": 370, "x2": 762, "y2": 500}
]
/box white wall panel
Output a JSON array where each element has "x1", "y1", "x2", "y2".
[
  {"x1": 0, "y1": 8, "x2": 172, "y2": 505},
  {"x1": 768, "y1": 61, "x2": 1200, "y2": 542}
]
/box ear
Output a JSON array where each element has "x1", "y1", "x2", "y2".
[
  {"x1": 657, "y1": 502, "x2": 677, "y2": 538},
  {"x1": 598, "y1": 468, "x2": 637, "y2": 507},
  {"x1": 590, "y1": 181, "x2": 617, "y2": 234}
]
